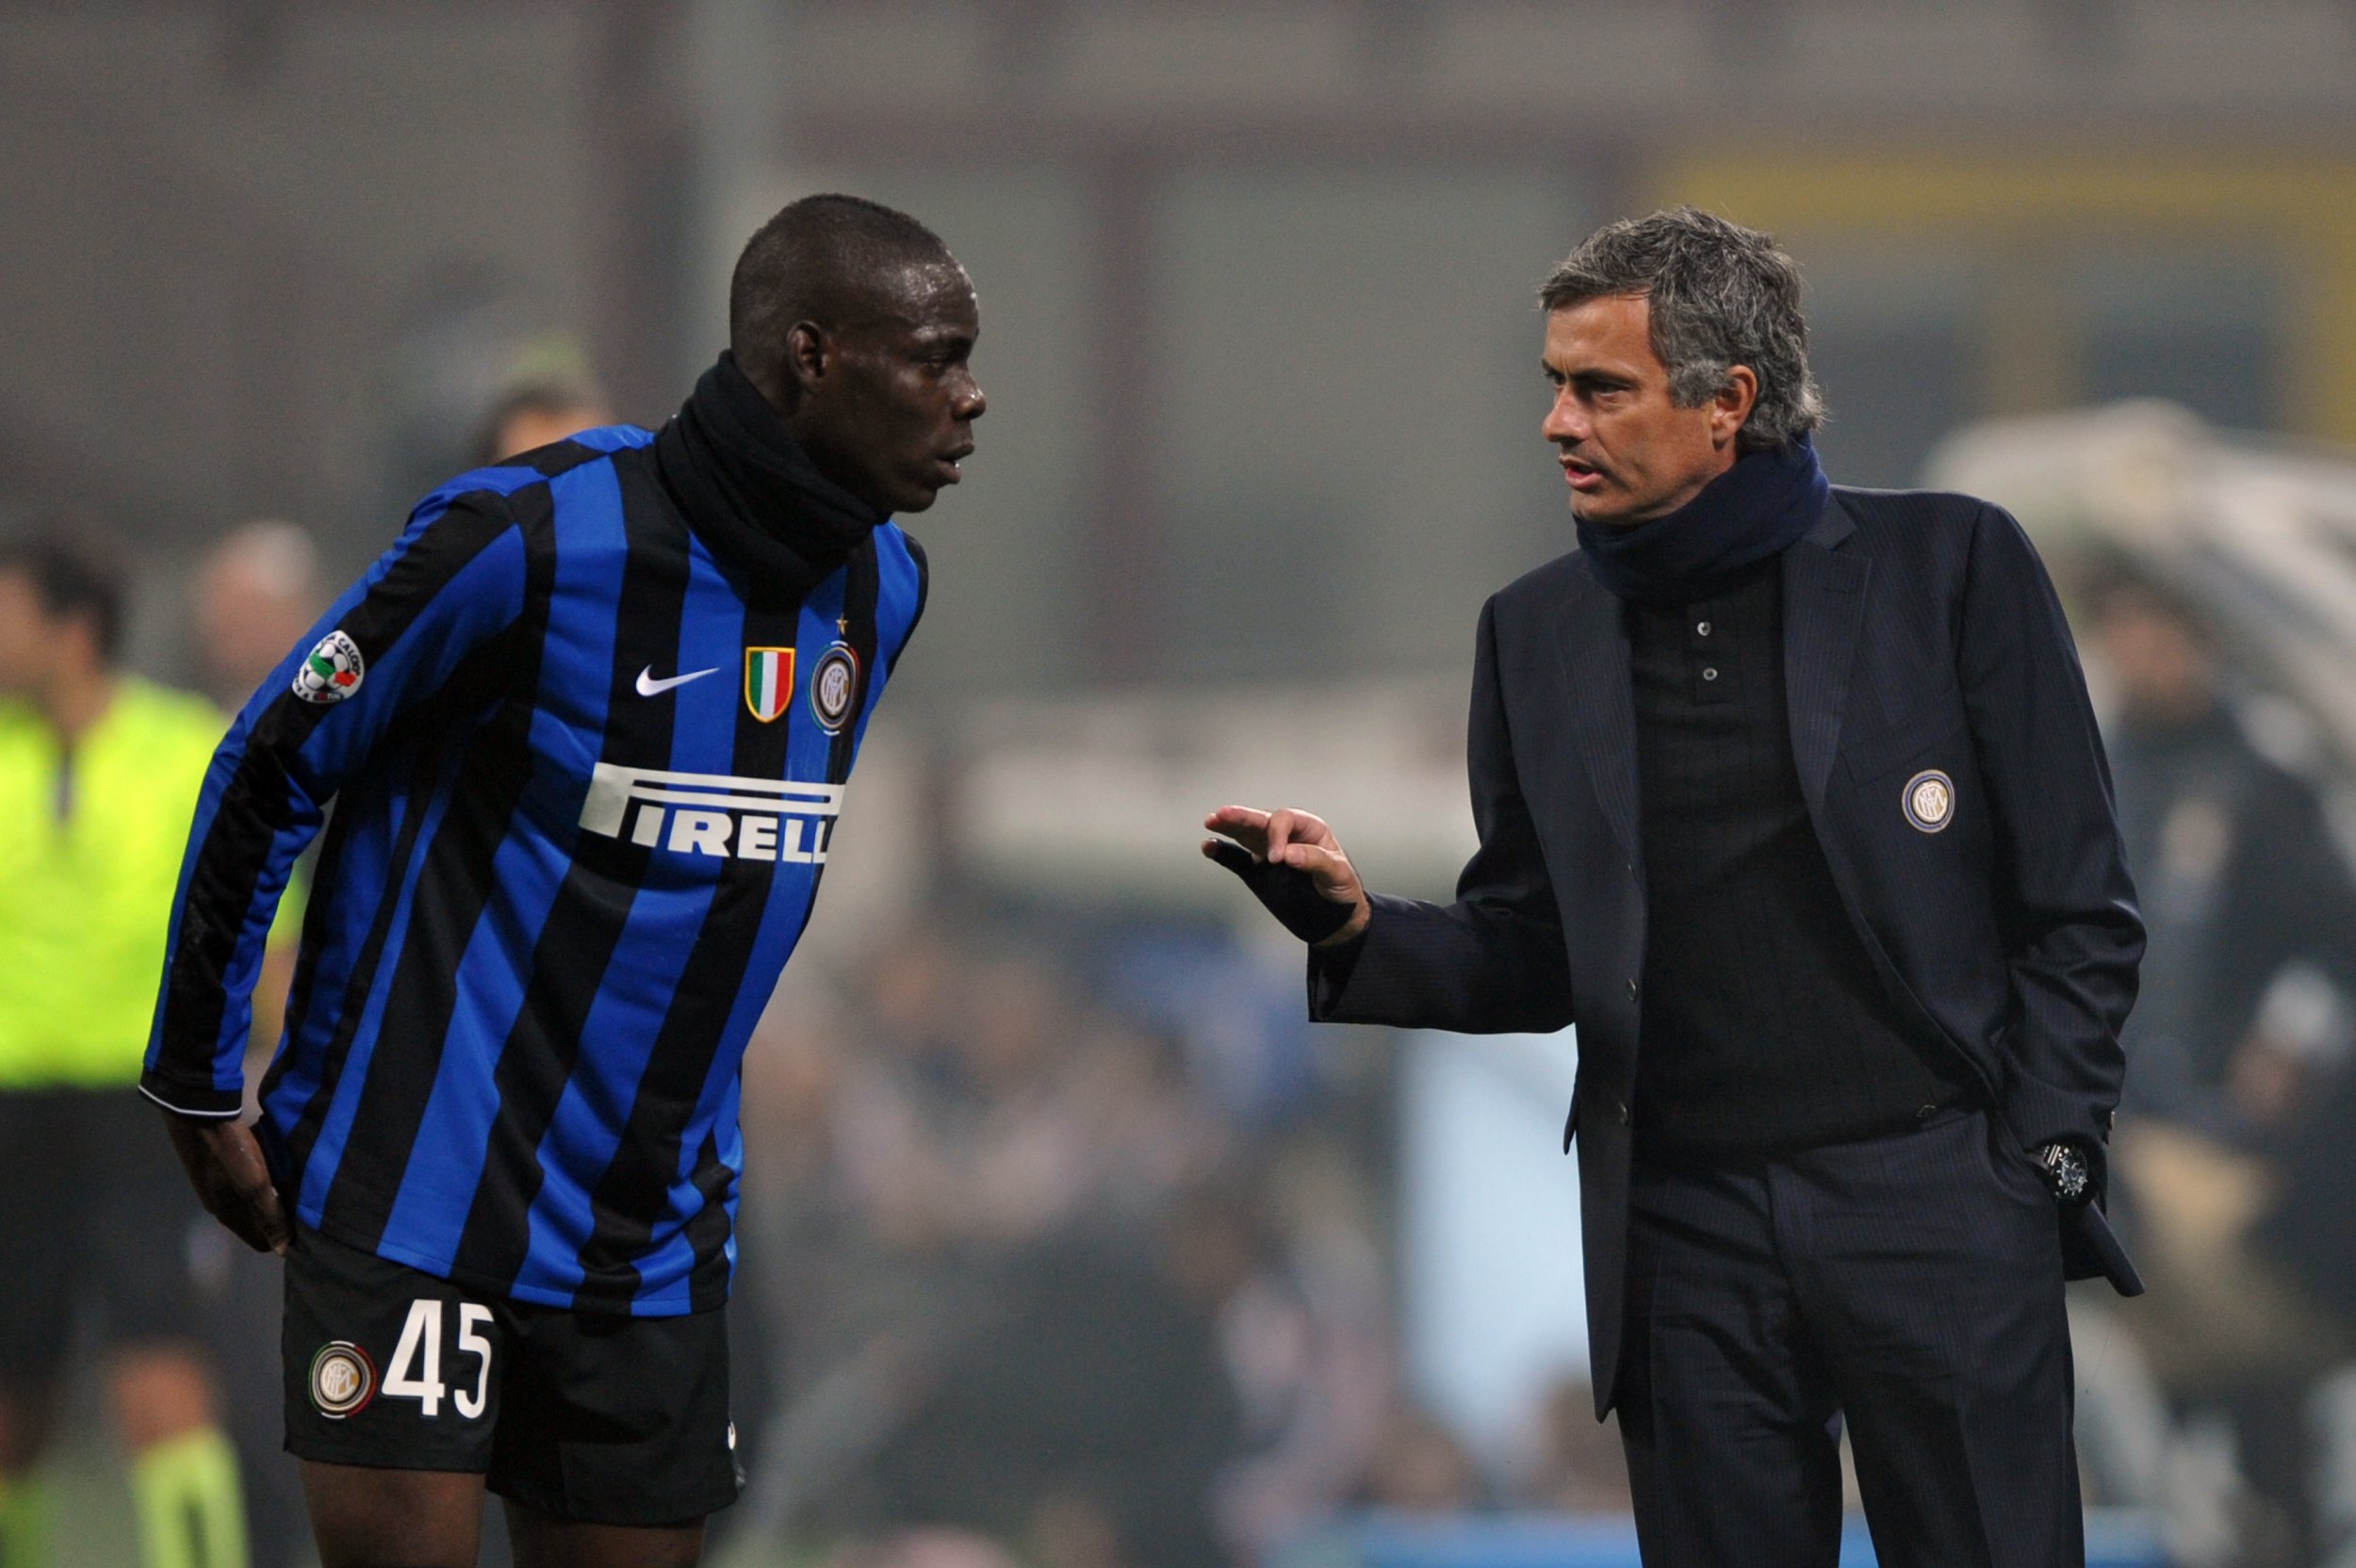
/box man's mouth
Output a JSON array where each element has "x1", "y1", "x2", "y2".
[
  {"x1": 935, "y1": 445, "x2": 974, "y2": 483},
  {"x1": 1561, "y1": 456, "x2": 1604, "y2": 491}
]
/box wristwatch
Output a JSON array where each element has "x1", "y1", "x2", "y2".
[{"x1": 2036, "y1": 1140, "x2": 2093, "y2": 1206}]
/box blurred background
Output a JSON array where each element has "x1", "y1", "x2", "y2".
[{"x1": 9, "y1": 2, "x2": 2356, "y2": 1565}]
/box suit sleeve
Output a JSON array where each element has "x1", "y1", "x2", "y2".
[
  {"x1": 141, "y1": 491, "x2": 532, "y2": 1116},
  {"x1": 1958, "y1": 503, "x2": 2145, "y2": 1178},
  {"x1": 1310, "y1": 596, "x2": 1576, "y2": 1034}
]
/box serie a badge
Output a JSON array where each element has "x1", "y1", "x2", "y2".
[
  {"x1": 292, "y1": 629, "x2": 366, "y2": 704},
  {"x1": 309, "y1": 1341, "x2": 377, "y2": 1419},
  {"x1": 810, "y1": 643, "x2": 860, "y2": 735}
]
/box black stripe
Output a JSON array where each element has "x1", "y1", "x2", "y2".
[
  {"x1": 523, "y1": 438, "x2": 611, "y2": 479},
  {"x1": 268, "y1": 812, "x2": 353, "y2": 1097},
  {"x1": 447, "y1": 452, "x2": 698, "y2": 1291},
  {"x1": 270, "y1": 734, "x2": 448, "y2": 1185},
  {"x1": 888, "y1": 533, "x2": 928, "y2": 677},
  {"x1": 154, "y1": 497, "x2": 517, "y2": 1097},
  {"x1": 318, "y1": 489, "x2": 562, "y2": 1248},
  {"x1": 681, "y1": 1131, "x2": 736, "y2": 1313},
  {"x1": 568, "y1": 588, "x2": 803, "y2": 1309},
  {"x1": 825, "y1": 541, "x2": 883, "y2": 788}
]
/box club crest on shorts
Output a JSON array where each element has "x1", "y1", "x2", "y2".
[
  {"x1": 292, "y1": 629, "x2": 365, "y2": 704},
  {"x1": 810, "y1": 643, "x2": 860, "y2": 735},
  {"x1": 309, "y1": 1341, "x2": 376, "y2": 1419},
  {"x1": 1903, "y1": 769, "x2": 1956, "y2": 833},
  {"x1": 744, "y1": 647, "x2": 794, "y2": 723}
]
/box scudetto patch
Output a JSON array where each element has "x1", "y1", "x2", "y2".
[
  {"x1": 292, "y1": 629, "x2": 366, "y2": 704},
  {"x1": 745, "y1": 647, "x2": 794, "y2": 724},
  {"x1": 309, "y1": 1341, "x2": 377, "y2": 1419},
  {"x1": 1903, "y1": 769, "x2": 1956, "y2": 833},
  {"x1": 810, "y1": 644, "x2": 860, "y2": 735}
]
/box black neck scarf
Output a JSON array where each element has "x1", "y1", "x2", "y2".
[
  {"x1": 1575, "y1": 436, "x2": 1829, "y2": 606},
  {"x1": 654, "y1": 351, "x2": 885, "y2": 600}
]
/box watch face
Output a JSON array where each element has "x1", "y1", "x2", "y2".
[{"x1": 2040, "y1": 1144, "x2": 2090, "y2": 1203}]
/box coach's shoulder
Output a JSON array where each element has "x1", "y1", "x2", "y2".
[
  {"x1": 1492, "y1": 547, "x2": 1587, "y2": 619},
  {"x1": 1830, "y1": 484, "x2": 2024, "y2": 565},
  {"x1": 1829, "y1": 484, "x2": 1992, "y2": 533}
]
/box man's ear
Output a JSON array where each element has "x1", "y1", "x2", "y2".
[
  {"x1": 785, "y1": 320, "x2": 829, "y2": 400},
  {"x1": 1710, "y1": 365, "x2": 1760, "y2": 448}
]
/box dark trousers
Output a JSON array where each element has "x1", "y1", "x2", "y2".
[{"x1": 1616, "y1": 1109, "x2": 2081, "y2": 1567}]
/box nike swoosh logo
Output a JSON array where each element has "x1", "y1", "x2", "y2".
[{"x1": 636, "y1": 665, "x2": 720, "y2": 697}]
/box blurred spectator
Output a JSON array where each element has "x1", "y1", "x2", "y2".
[
  {"x1": 1202, "y1": 1152, "x2": 1395, "y2": 1563},
  {"x1": 2082, "y1": 556, "x2": 2356, "y2": 1558},
  {"x1": 2086, "y1": 560, "x2": 2356, "y2": 1136},
  {"x1": 0, "y1": 532, "x2": 249, "y2": 1568},
  {"x1": 190, "y1": 520, "x2": 325, "y2": 712},
  {"x1": 472, "y1": 377, "x2": 613, "y2": 466}
]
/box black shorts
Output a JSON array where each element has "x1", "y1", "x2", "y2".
[
  {"x1": 0, "y1": 1087, "x2": 217, "y2": 1380},
  {"x1": 282, "y1": 1223, "x2": 743, "y2": 1526}
]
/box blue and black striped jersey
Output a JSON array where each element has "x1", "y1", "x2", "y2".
[{"x1": 144, "y1": 406, "x2": 925, "y2": 1315}]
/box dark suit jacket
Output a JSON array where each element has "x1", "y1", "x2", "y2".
[{"x1": 1310, "y1": 488, "x2": 2145, "y2": 1415}]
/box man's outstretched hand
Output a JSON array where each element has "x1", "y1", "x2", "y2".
[
  {"x1": 159, "y1": 1106, "x2": 289, "y2": 1255},
  {"x1": 1201, "y1": 805, "x2": 1371, "y2": 947}
]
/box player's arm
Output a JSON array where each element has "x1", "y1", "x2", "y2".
[
  {"x1": 1959, "y1": 502, "x2": 2144, "y2": 1190},
  {"x1": 145, "y1": 489, "x2": 533, "y2": 1248},
  {"x1": 1205, "y1": 597, "x2": 1575, "y2": 1035}
]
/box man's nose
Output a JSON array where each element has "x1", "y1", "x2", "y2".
[
  {"x1": 1543, "y1": 391, "x2": 1587, "y2": 443},
  {"x1": 955, "y1": 376, "x2": 987, "y2": 422}
]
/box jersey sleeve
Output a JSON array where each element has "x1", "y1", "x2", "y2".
[{"x1": 142, "y1": 489, "x2": 532, "y2": 1116}]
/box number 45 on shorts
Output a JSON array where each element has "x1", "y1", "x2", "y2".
[
  {"x1": 386, "y1": 1298, "x2": 495, "y2": 1419},
  {"x1": 309, "y1": 1298, "x2": 493, "y2": 1422}
]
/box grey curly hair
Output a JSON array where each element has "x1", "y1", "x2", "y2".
[{"x1": 1538, "y1": 206, "x2": 1824, "y2": 452}]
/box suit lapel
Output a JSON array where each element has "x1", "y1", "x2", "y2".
[
  {"x1": 1554, "y1": 556, "x2": 1641, "y2": 866},
  {"x1": 1782, "y1": 495, "x2": 1869, "y2": 820}
]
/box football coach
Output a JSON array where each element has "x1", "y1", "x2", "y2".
[{"x1": 1206, "y1": 208, "x2": 2143, "y2": 1567}]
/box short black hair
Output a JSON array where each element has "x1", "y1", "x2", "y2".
[
  {"x1": 728, "y1": 194, "x2": 957, "y2": 401},
  {"x1": 0, "y1": 531, "x2": 127, "y2": 662}
]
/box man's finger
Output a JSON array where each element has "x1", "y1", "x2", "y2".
[
  {"x1": 1204, "y1": 806, "x2": 1271, "y2": 857},
  {"x1": 1267, "y1": 808, "x2": 1333, "y2": 857},
  {"x1": 1276, "y1": 841, "x2": 1358, "y2": 894}
]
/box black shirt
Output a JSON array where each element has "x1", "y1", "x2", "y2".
[{"x1": 1628, "y1": 556, "x2": 1971, "y2": 1154}]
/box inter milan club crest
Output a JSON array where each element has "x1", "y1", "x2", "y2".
[
  {"x1": 744, "y1": 647, "x2": 794, "y2": 723},
  {"x1": 810, "y1": 643, "x2": 860, "y2": 735},
  {"x1": 1903, "y1": 768, "x2": 1956, "y2": 833},
  {"x1": 309, "y1": 1341, "x2": 376, "y2": 1419},
  {"x1": 292, "y1": 629, "x2": 365, "y2": 704}
]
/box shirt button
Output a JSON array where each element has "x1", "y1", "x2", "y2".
[
  {"x1": 1626, "y1": 977, "x2": 1639, "y2": 1002},
  {"x1": 1918, "y1": 1104, "x2": 1938, "y2": 1120},
  {"x1": 1617, "y1": 1102, "x2": 1631, "y2": 1126},
  {"x1": 1695, "y1": 621, "x2": 1711, "y2": 637},
  {"x1": 1701, "y1": 667, "x2": 1720, "y2": 682}
]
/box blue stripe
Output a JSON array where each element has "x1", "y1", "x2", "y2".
[
  {"x1": 258, "y1": 794, "x2": 409, "y2": 1131},
  {"x1": 515, "y1": 529, "x2": 746, "y2": 1301},
  {"x1": 376, "y1": 459, "x2": 633, "y2": 1274},
  {"x1": 294, "y1": 760, "x2": 464, "y2": 1219}
]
